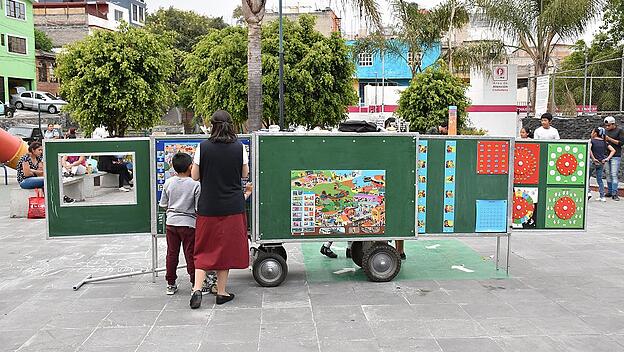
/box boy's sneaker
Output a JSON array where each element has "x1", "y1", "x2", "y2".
[
  {"x1": 599, "y1": 197, "x2": 607, "y2": 202},
  {"x1": 119, "y1": 187, "x2": 130, "y2": 192},
  {"x1": 166, "y1": 284, "x2": 178, "y2": 295},
  {"x1": 613, "y1": 195, "x2": 620, "y2": 201}
]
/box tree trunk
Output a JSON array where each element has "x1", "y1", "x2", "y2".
[{"x1": 246, "y1": 17, "x2": 263, "y2": 131}]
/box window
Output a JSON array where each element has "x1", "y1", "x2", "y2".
[
  {"x1": 5, "y1": 0, "x2": 26, "y2": 20},
  {"x1": 139, "y1": 7, "x2": 144, "y2": 23},
  {"x1": 39, "y1": 63, "x2": 48, "y2": 82},
  {"x1": 114, "y1": 10, "x2": 123, "y2": 21},
  {"x1": 132, "y1": 4, "x2": 138, "y2": 22},
  {"x1": 358, "y1": 52, "x2": 373, "y2": 67},
  {"x1": 7, "y1": 35, "x2": 26, "y2": 55},
  {"x1": 35, "y1": 93, "x2": 44, "y2": 100},
  {"x1": 0, "y1": 34, "x2": 4, "y2": 46},
  {"x1": 21, "y1": 92, "x2": 31, "y2": 98}
]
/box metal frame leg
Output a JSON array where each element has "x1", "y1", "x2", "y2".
[
  {"x1": 506, "y1": 235, "x2": 511, "y2": 276},
  {"x1": 495, "y1": 236, "x2": 500, "y2": 271}
]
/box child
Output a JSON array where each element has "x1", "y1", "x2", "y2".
[
  {"x1": 159, "y1": 153, "x2": 201, "y2": 295},
  {"x1": 589, "y1": 127, "x2": 616, "y2": 202},
  {"x1": 519, "y1": 127, "x2": 532, "y2": 139}
]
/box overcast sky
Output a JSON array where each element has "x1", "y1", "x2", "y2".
[{"x1": 146, "y1": 0, "x2": 600, "y2": 41}]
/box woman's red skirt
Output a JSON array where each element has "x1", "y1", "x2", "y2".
[{"x1": 194, "y1": 213, "x2": 249, "y2": 270}]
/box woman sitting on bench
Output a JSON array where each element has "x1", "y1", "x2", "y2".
[
  {"x1": 61, "y1": 155, "x2": 87, "y2": 177},
  {"x1": 98, "y1": 155, "x2": 133, "y2": 192},
  {"x1": 16, "y1": 142, "x2": 44, "y2": 189}
]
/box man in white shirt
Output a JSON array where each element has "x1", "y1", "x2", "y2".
[{"x1": 533, "y1": 113, "x2": 560, "y2": 140}]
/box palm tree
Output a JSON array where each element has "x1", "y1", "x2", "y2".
[
  {"x1": 476, "y1": 0, "x2": 603, "y2": 76},
  {"x1": 241, "y1": 0, "x2": 381, "y2": 131}
]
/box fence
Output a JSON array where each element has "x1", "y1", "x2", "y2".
[{"x1": 524, "y1": 54, "x2": 624, "y2": 117}]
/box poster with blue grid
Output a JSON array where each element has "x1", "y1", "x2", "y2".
[{"x1": 475, "y1": 200, "x2": 508, "y2": 232}]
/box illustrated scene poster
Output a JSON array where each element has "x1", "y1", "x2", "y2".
[
  {"x1": 291, "y1": 170, "x2": 386, "y2": 236},
  {"x1": 156, "y1": 140, "x2": 201, "y2": 201},
  {"x1": 513, "y1": 187, "x2": 539, "y2": 229}
]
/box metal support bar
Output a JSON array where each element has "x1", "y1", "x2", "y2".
[
  {"x1": 495, "y1": 236, "x2": 500, "y2": 271},
  {"x1": 506, "y1": 235, "x2": 511, "y2": 276},
  {"x1": 620, "y1": 50, "x2": 624, "y2": 113},
  {"x1": 73, "y1": 265, "x2": 187, "y2": 291}
]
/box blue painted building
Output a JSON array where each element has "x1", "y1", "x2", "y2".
[{"x1": 347, "y1": 40, "x2": 441, "y2": 105}]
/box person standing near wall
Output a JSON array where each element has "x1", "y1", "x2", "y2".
[
  {"x1": 604, "y1": 116, "x2": 624, "y2": 201},
  {"x1": 533, "y1": 113, "x2": 560, "y2": 140}
]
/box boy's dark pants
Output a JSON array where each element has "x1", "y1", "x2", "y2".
[{"x1": 165, "y1": 225, "x2": 195, "y2": 285}]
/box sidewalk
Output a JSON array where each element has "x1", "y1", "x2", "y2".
[{"x1": 1, "y1": 172, "x2": 624, "y2": 351}]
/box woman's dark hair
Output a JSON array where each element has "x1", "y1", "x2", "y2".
[
  {"x1": 593, "y1": 126, "x2": 606, "y2": 140},
  {"x1": 172, "y1": 152, "x2": 193, "y2": 173},
  {"x1": 384, "y1": 117, "x2": 396, "y2": 129},
  {"x1": 28, "y1": 141, "x2": 42, "y2": 152},
  {"x1": 209, "y1": 110, "x2": 237, "y2": 143}
]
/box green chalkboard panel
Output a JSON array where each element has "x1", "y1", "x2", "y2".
[
  {"x1": 513, "y1": 140, "x2": 589, "y2": 231},
  {"x1": 255, "y1": 134, "x2": 418, "y2": 242},
  {"x1": 45, "y1": 138, "x2": 151, "y2": 238},
  {"x1": 419, "y1": 137, "x2": 513, "y2": 235}
]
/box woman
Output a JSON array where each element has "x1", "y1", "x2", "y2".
[
  {"x1": 589, "y1": 127, "x2": 616, "y2": 202},
  {"x1": 61, "y1": 155, "x2": 87, "y2": 177},
  {"x1": 17, "y1": 142, "x2": 45, "y2": 189},
  {"x1": 97, "y1": 155, "x2": 133, "y2": 192},
  {"x1": 190, "y1": 110, "x2": 249, "y2": 308}
]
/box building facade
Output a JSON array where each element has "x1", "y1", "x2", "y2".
[
  {"x1": 109, "y1": 0, "x2": 145, "y2": 27},
  {"x1": 34, "y1": 1, "x2": 133, "y2": 49},
  {"x1": 36, "y1": 50, "x2": 59, "y2": 96},
  {"x1": 264, "y1": 6, "x2": 340, "y2": 37},
  {"x1": 0, "y1": 0, "x2": 36, "y2": 103}
]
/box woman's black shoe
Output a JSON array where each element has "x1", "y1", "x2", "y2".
[
  {"x1": 190, "y1": 290, "x2": 202, "y2": 309},
  {"x1": 216, "y1": 293, "x2": 235, "y2": 305},
  {"x1": 400, "y1": 253, "x2": 406, "y2": 260},
  {"x1": 320, "y1": 245, "x2": 337, "y2": 258}
]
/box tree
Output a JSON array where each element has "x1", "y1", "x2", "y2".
[
  {"x1": 146, "y1": 7, "x2": 227, "y2": 109},
  {"x1": 241, "y1": 0, "x2": 382, "y2": 131},
  {"x1": 602, "y1": 0, "x2": 624, "y2": 42},
  {"x1": 477, "y1": 0, "x2": 603, "y2": 76},
  {"x1": 184, "y1": 16, "x2": 357, "y2": 129},
  {"x1": 56, "y1": 25, "x2": 175, "y2": 137},
  {"x1": 396, "y1": 62, "x2": 470, "y2": 131},
  {"x1": 34, "y1": 29, "x2": 53, "y2": 52}
]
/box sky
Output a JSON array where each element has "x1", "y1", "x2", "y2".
[{"x1": 146, "y1": 0, "x2": 601, "y2": 42}]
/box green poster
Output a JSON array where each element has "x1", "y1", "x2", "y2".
[
  {"x1": 544, "y1": 187, "x2": 585, "y2": 229},
  {"x1": 546, "y1": 143, "x2": 587, "y2": 185}
]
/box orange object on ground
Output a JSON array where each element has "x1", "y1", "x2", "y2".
[{"x1": 0, "y1": 127, "x2": 28, "y2": 169}]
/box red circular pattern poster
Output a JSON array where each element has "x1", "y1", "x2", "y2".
[
  {"x1": 514, "y1": 143, "x2": 540, "y2": 184},
  {"x1": 555, "y1": 153, "x2": 578, "y2": 176}
]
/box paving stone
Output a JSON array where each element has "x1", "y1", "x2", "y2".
[
  {"x1": 259, "y1": 322, "x2": 317, "y2": 341},
  {"x1": 368, "y1": 319, "x2": 432, "y2": 339},
  {"x1": 426, "y1": 319, "x2": 489, "y2": 338},
  {"x1": 316, "y1": 320, "x2": 375, "y2": 341},
  {"x1": 319, "y1": 339, "x2": 381, "y2": 352},
  {"x1": 143, "y1": 325, "x2": 205, "y2": 345},
  {"x1": 552, "y1": 334, "x2": 624, "y2": 352},
  {"x1": 197, "y1": 341, "x2": 259, "y2": 352},
  {"x1": 82, "y1": 326, "x2": 150, "y2": 348},
  {"x1": 411, "y1": 304, "x2": 472, "y2": 320},
  {"x1": 493, "y1": 336, "x2": 563, "y2": 352},
  {"x1": 99, "y1": 310, "x2": 161, "y2": 328},
  {"x1": 0, "y1": 329, "x2": 37, "y2": 351},
  {"x1": 378, "y1": 338, "x2": 442, "y2": 352},
  {"x1": 203, "y1": 322, "x2": 261, "y2": 343},
  {"x1": 17, "y1": 328, "x2": 94, "y2": 351},
  {"x1": 436, "y1": 337, "x2": 504, "y2": 352},
  {"x1": 155, "y1": 309, "x2": 212, "y2": 326},
  {"x1": 211, "y1": 308, "x2": 262, "y2": 325},
  {"x1": 261, "y1": 307, "x2": 314, "y2": 324},
  {"x1": 312, "y1": 305, "x2": 368, "y2": 322},
  {"x1": 478, "y1": 317, "x2": 545, "y2": 337}
]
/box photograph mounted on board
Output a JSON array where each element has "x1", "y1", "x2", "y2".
[{"x1": 290, "y1": 170, "x2": 386, "y2": 236}]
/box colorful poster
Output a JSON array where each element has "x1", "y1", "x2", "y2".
[
  {"x1": 546, "y1": 144, "x2": 587, "y2": 185},
  {"x1": 545, "y1": 188, "x2": 585, "y2": 229},
  {"x1": 514, "y1": 143, "x2": 540, "y2": 184},
  {"x1": 512, "y1": 187, "x2": 538, "y2": 229},
  {"x1": 443, "y1": 141, "x2": 457, "y2": 233},
  {"x1": 476, "y1": 141, "x2": 510, "y2": 175},
  {"x1": 290, "y1": 170, "x2": 386, "y2": 236},
  {"x1": 417, "y1": 141, "x2": 428, "y2": 233},
  {"x1": 475, "y1": 200, "x2": 508, "y2": 232}
]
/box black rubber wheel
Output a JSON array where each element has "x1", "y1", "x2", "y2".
[
  {"x1": 362, "y1": 242, "x2": 401, "y2": 282},
  {"x1": 48, "y1": 105, "x2": 58, "y2": 114},
  {"x1": 351, "y1": 241, "x2": 364, "y2": 267},
  {"x1": 15, "y1": 101, "x2": 23, "y2": 109},
  {"x1": 6, "y1": 109, "x2": 13, "y2": 118},
  {"x1": 252, "y1": 252, "x2": 288, "y2": 287},
  {"x1": 258, "y1": 244, "x2": 287, "y2": 261}
]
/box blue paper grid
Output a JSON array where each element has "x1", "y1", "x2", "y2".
[
  {"x1": 417, "y1": 140, "x2": 428, "y2": 233},
  {"x1": 475, "y1": 200, "x2": 508, "y2": 232},
  {"x1": 443, "y1": 141, "x2": 456, "y2": 233}
]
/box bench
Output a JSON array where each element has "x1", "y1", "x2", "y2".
[
  {"x1": 9, "y1": 188, "x2": 39, "y2": 218},
  {"x1": 100, "y1": 172, "x2": 119, "y2": 188},
  {"x1": 62, "y1": 172, "x2": 108, "y2": 201}
]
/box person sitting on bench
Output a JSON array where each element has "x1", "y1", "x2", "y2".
[
  {"x1": 61, "y1": 155, "x2": 87, "y2": 177},
  {"x1": 98, "y1": 155, "x2": 133, "y2": 192},
  {"x1": 16, "y1": 142, "x2": 45, "y2": 189}
]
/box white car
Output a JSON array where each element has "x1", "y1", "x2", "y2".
[{"x1": 11, "y1": 90, "x2": 67, "y2": 114}]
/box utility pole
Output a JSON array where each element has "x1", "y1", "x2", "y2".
[
  {"x1": 582, "y1": 50, "x2": 588, "y2": 114},
  {"x1": 620, "y1": 49, "x2": 624, "y2": 113},
  {"x1": 278, "y1": 0, "x2": 285, "y2": 130}
]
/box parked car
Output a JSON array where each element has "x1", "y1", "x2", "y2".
[
  {"x1": 7, "y1": 124, "x2": 44, "y2": 143},
  {"x1": 10, "y1": 91, "x2": 67, "y2": 114},
  {"x1": 0, "y1": 100, "x2": 15, "y2": 118}
]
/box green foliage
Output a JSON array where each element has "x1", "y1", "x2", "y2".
[
  {"x1": 397, "y1": 62, "x2": 470, "y2": 132},
  {"x1": 56, "y1": 24, "x2": 175, "y2": 137},
  {"x1": 34, "y1": 29, "x2": 53, "y2": 52},
  {"x1": 459, "y1": 127, "x2": 488, "y2": 135},
  {"x1": 602, "y1": 0, "x2": 624, "y2": 42},
  {"x1": 554, "y1": 34, "x2": 623, "y2": 113},
  {"x1": 184, "y1": 15, "x2": 357, "y2": 128}
]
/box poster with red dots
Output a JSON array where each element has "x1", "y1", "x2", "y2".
[
  {"x1": 514, "y1": 143, "x2": 540, "y2": 184},
  {"x1": 547, "y1": 144, "x2": 587, "y2": 185},
  {"x1": 476, "y1": 141, "x2": 509, "y2": 175},
  {"x1": 545, "y1": 188, "x2": 585, "y2": 229},
  {"x1": 512, "y1": 187, "x2": 538, "y2": 229}
]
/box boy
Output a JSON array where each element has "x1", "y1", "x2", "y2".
[
  {"x1": 533, "y1": 113, "x2": 560, "y2": 140},
  {"x1": 159, "y1": 153, "x2": 201, "y2": 295}
]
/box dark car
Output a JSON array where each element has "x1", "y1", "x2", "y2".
[
  {"x1": 0, "y1": 100, "x2": 15, "y2": 118},
  {"x1": 7, "y1": 124, "x2": 44, "y2": 143}
]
